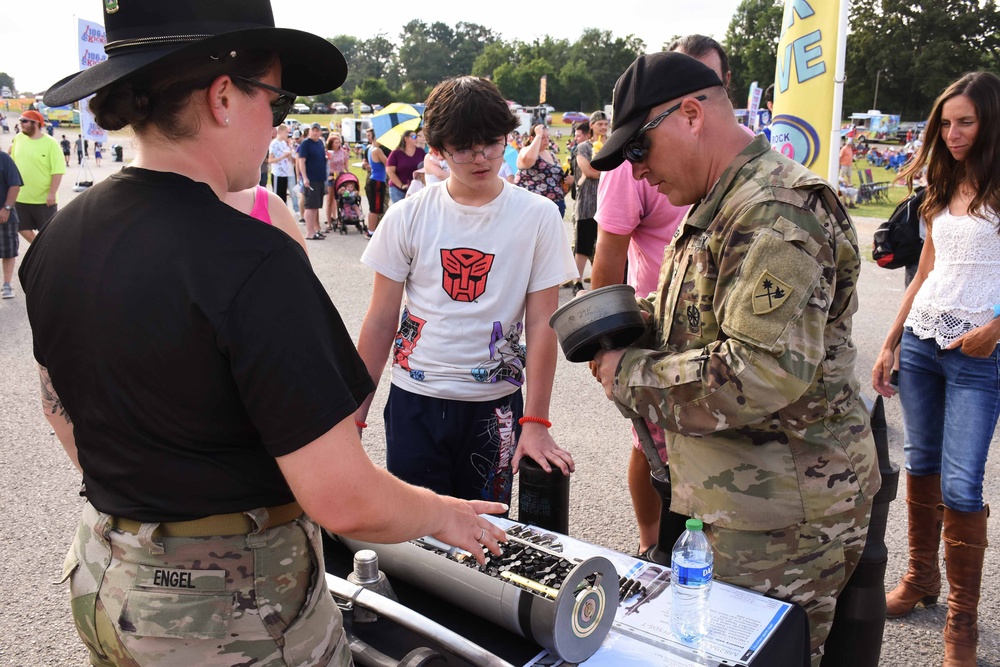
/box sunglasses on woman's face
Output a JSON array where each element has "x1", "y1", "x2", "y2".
[{"x1": 230, "y1": 76, "x2": 297, "y2": 126}]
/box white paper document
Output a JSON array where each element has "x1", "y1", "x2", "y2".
[{"x1": 494, "y1": 518, "x2": 793, "y2": 667}]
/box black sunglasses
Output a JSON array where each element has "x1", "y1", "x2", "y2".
[
  {"x1": 18, "y1": 118, "x2": 37, "y2": 125},
  {"x1": 623, "y1": 95, "x2": 707, "y2": 164},
  {"x1": 230, "y1": 76, "x2": 297, "y2": 127}
]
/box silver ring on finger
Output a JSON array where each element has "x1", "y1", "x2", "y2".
[{"x1": 479, "y1": 527, "x2": 486, "y2": 542}]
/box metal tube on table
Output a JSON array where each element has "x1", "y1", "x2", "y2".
[
  {"x1": 338, "y1": 536, "x2": 616, "y2": 663},
  {"x1": 326, "y1": 573, "x2": 516, "y2": 667}
]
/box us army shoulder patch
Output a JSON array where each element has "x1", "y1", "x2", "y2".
[{"x1": 752, "y1": 271, "x2": 792, "y2": 315}]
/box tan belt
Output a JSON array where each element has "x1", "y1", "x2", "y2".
[{"x1": 110, "y1": 501, "x2": 303, "y2": 538}]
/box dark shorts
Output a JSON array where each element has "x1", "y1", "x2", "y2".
[
  {"x1": 0, "y1": 213, "x2": 19, "y2": 258},
  {"x1": 303, "y1": 184, "x2": 324, "y2": 210},
  {"x1": 384, "y1": 384, "x2": 523, "y2": 506},
  {"x1": 574, "y1": 217, "x2": 598, "y2": 257},
  {"x1": 15, "y1": 202, "x2": 57, "y2": 232},
  {"x1": 365, "y1": 178, "x2": 388, "y2": 216}
]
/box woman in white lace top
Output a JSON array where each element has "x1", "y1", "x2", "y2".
[{"x1": 872, "y1": 71, "x2": 1000, "y2": 667}]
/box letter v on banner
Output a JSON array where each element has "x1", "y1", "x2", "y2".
[
  {"x1": 77, "y1": 18, "x2": 109, "y2": 144},
  {"x1": 769, "y1": 0, "x2": 848, "y2": 183}
]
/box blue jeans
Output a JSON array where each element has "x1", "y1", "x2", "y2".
[
  {"x1": 389, "y1": 184, "x2": 406, "y2": 204},
  {"x1": 899, "y1": 329, "x2": 1000, "y2": 511}
]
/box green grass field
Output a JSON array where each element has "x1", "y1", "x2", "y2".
[{"x1": 849, "y1": 161, "x2": 915, "y2": 219}]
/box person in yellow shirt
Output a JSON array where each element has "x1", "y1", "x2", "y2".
[{"x1": 9, "y1": 110, "x2": 65, "y2": 243}]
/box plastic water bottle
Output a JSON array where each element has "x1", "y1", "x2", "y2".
[{"x1": 670, "y1": 518, "x2": 713, "y2": 645}]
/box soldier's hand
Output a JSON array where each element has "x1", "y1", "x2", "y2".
[
  {"x1": 871, "y1": 346, "x2": 897, "y2": 398},
  {"x1": 594, "y1": 348, "x2": 626, "y2": 400},
  {"x1": 431, "y1": 498, "x2": 508, "y2": 565}
]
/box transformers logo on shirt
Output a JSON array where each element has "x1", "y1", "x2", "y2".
[{"x1": 440, "y1": 247, "x2": 495, "y2": 302}]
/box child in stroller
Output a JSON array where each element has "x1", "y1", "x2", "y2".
[{"x1": 334, "y1": 172, "x2": 365, "y2": 234}]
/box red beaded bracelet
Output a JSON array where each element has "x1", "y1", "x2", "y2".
[
  {"x1": 355, "y1": 420, "x2": 368, "y2": 429},
  {"x1": 518, "y1": 416, "x2": 552, "y2": 428}
]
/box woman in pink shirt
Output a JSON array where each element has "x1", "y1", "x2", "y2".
[
  {"x1": 225, "y1": 186, "x2": 308, "y2": 256},
  {"x1": 326, "y1": 133, "x2": 350, "y2": 228}
]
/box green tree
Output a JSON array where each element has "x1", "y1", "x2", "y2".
[
  {"x1": 557, "y1": 59, "x2": 598, "y2": 111},
  {"x1": 520, "y1": 36, "x2": 572, "y2": 68},
  {"x1": 355, "y1": 34, "x2": 401, "y2": 91},
  {"x1": 723, "y1": 0, "x2": 784, "y2": 104},
  {"x1": 354, "y1": 77, "x2": 396, "y2": 107},
  {"x1": 399, "y1": 20, "x2": 454, "y2": 86},
  {"x1": 493, "y1": 58, "x2": 554, "y2": 106},
  {"x1": 472, "y1": 41, "x2": 518, "y2": 78},
  {"x1": 331, "y1": 35, "x2": 363, "y2": 102},
  {"x1": 0, "y1": 72, "x2": 14, "y2": 93},
  {"x1": 452, "y1": 23, "x2": 497, "y2": 75},
  {"x1": 398, "y1": 80, "x2": 431, "y2": 104},
  {"x1": 843, "y1": 0, "x2": 1000, "y2": 120},
  {"x1": 568, "y1": 29, "x2": 645, "y2": 108}
]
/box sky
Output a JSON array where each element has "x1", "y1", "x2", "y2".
[{"x1": 0, "y1": 0, "x2": 744, "y2": 95}]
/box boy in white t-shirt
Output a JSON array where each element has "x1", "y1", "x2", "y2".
[{"x1": 355, "y1": 76, "x2": 577, "y2": 505}]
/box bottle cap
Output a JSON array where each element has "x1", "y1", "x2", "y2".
[{"x1": 685, "y1": 518, "x2": 704, "y2": 531}]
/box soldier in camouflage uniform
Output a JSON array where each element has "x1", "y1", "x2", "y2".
[{"x1": 590, "y1": 52, "x2": 881, "y2": 666}]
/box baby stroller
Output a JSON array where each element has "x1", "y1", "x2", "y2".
[{"x1": 333, "y1": 172, "x2": 366, "y2": 234}]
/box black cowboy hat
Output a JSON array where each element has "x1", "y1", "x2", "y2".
[{"x1": 43, "y1": 0, "x2": 346, "y2": 107}]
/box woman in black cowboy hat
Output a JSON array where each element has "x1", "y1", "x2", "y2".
[{"x1": 21, "y1": 2, "x2": 507, "y2": 664}]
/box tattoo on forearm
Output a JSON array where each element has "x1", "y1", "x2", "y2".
[{"x1": 39, "y1": 366, "x2": 72, "y2": 424}]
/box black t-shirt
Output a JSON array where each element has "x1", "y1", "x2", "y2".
[{"x1": 19, "y1": 168, "x2": 374, "y2": 521}]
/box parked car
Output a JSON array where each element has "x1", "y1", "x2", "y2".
[
  {"x1": 331, "y1": 103, "x2": 349, "y2": 114},
  {"x1": 541, "y1": 104, "x2": 555, "y2": 113},
  {"x1": 283, "y1": 118, "x2": 302, "y2": 132},
  {"x1": 372, "y1": 104, "x2": 383, "y2": 111},
  {"x1": 291, "y1": 103, "x2": 310, "y2": 114},
  {"x1": 359, "y1": 103, "x2": 372, "y2": 113},
  {"x1": 562, "y1": 111, "x2": 588, "y2": 124},
  {"x1": 311, "y1": 103, "x2": 329, "y2": 114}
]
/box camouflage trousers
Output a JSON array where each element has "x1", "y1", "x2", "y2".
[
  {"x1": 705, "y1": 501, "x2": 872, "y2": 667},
  {"x1": 60, "y1": 502, "x2": 352, "y2": 667}
]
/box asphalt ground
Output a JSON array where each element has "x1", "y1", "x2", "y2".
[{"x1": 0, "y1": 121, "x2": 996, "y2": 666}]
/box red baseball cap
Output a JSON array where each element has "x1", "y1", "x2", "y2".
[{"x1": 19, "y1": 110, "x2": 45, "y2": 125}]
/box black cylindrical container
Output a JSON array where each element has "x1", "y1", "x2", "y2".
[
  {"x1": 648, "y1": 467, "x2": 689, "y2": 566},
  {"x1": 517, "y1": 457, "x2": 570, "y2": 534}
]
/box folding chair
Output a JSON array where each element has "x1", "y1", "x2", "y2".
[{"x1": 864, "y1": 169, "x2": 891, "y2": 204}]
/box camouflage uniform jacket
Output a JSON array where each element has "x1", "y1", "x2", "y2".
[{"x1": 613, "y1": 134, "x2": 880, "y2": 531}]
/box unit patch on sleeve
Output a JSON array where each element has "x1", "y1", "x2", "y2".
[{"x1": 751, "y1": 271, "x2": 793, "y2": 315}]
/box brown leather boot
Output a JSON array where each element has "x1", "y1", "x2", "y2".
[
  {"x1": 886, "y1": 473, "x2": 944, "y2": 617},
  {"x1": 942, "y1": 505, "x2": 988, "y2": 667}
]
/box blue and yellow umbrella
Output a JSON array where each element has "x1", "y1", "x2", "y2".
[{"x1": 370, "y1": 103, "x2": 422, "y2": 150}]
